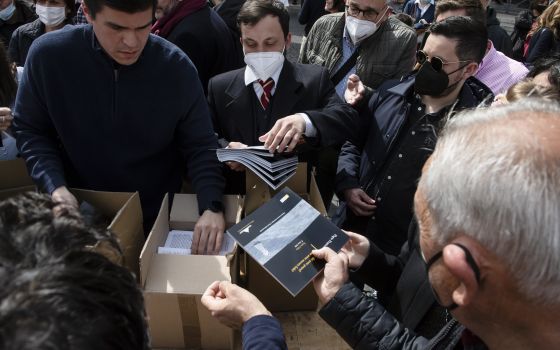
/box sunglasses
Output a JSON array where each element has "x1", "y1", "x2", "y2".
[{"x1": 416, "y1": 50, "x2": 470, "y2": 72}]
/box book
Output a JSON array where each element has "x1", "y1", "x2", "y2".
[
  {"x1": 157, "y1": 230, "x2": 235, "y2": 256},
  {"x1": 226, "y1": 188, "x2": 349, "y2": 296},
  {"x1": 216, "y1": 146, "x2": 298, "y2": 190}
]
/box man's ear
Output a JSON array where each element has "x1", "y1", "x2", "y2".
[
  {"x1": 285, "y1": 32, "x2": 292, "y2": 51},
  {"x1": 82, "y1": 2, "x2": 93, "y2": 24},
  {"x1": 443, "y1": 244, "x2": 480, "y2": 307},
  {"x1": 463, "y1": 62, "x2": 479, "y2": 79}
]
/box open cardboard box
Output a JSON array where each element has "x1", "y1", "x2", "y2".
[
  {"x1": 241, "y1": 163, "x2": 323, "y2": 312},
  {"x1": 0, "y1": 159, "x2": 145, "y2": 277},
  {"x1": 141, "y1": 194, "x2": 243, "y2": 349}
]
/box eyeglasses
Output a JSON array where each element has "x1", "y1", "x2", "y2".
[
  {"x1": 345, "y1": 4, "x2": 382, "y2": 21},
  {"x1": 416, "y1": 50, "x2": 470, "y2": 72}
]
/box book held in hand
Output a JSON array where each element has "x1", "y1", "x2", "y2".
[
  {"x1": 216, "y1": 146, "x2": 298, "y2": 190},
  {"x1": 226, "y1": 188, "x2": 349, "y2": 296}
]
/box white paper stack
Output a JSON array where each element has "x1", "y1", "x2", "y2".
[
  {"x1": 158, "y1": 230, "x2": 236, "y2": 256},
  {"x1": 216, "y1": 146, "x2": 298, "y2": 189}
]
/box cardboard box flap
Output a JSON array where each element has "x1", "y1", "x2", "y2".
[
  {"x1": 0, "y1": 159, "x2": 34, "y2": 190},
  {"x1": 170, "y1": 194, "x2": 242, "y2": 228},
  {"x1": 71, "y1": 189, "x2": 131, "y2": 218},
  {"x1": 144, "y1": 254, "x2": 231, "y2": 294},
  {"x1": 140, "y1": 193, "x2": 170, "y2": 286}
]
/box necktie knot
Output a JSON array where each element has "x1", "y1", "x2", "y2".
[{"x1": 258, "y1": 78, "x2": 275, "y2": 109}]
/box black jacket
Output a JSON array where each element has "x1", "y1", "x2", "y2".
[
  {"x1": 165, "y1": 5, "x2": 243, "y2": 95},
  {"x1": 353, "y1": 220, "x2": 446, "y2": 338},
  {"x1": 298, "y1": 0, "x2": 327, "y2": 36},
  {"x1": 487, "y1": 7, "x2": 513, "y2": 58},
  {"x1": 0, "y1": 0, "x2": 36, "y2": 47},
  {"x1": 526, "y1": 27, "x2": 560, "y2": 64},
  {"x1": 334, "y1": 75, "x2": 492, "y2": 254},
  {"x1": 8, "y1": 18, "x2": 43, "y2": 66}
]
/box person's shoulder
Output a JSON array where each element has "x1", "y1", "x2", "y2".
[
  {"x1": 384, "y1": 16, "x2": 415, "y2": 37},
  {"x1": 209, "y1": 66, "x2": 245, "y2": 87},
  {"x1": 11, "y1": 18, "x2": 42, "y2": 38},
  {"x1": 312, "y1": 12, "x2": 344, "y2": 29},
  {"x1": 29, "y1": 25, "x2": 86, "y2": 56}
]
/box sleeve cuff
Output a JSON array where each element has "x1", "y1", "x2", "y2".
[{"x1": 299, "y1": 113, "x2": 317, "y2": 138}]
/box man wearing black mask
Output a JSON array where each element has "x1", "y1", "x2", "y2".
[{"x1": 335, "y1": 16, "x2": 493, "y2": 256}]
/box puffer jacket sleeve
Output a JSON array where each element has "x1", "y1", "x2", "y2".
[{"x1": 319, "y1": 282, "x2": 430, "y2": 350}]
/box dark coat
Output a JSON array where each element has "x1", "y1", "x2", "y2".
[
  {"x1": 334, "y1": 75, "x2": 492, "y2": 254},
  {"x1": 487, "y1": 7, "x2": 513, "y2": 58},
  {"x1": 8, "y1": 18, "x2": 43, "y2": 66},
  {"x1": 403, "y1": 1, "x2": 435, "y2": 29},
  {"x1": 298, "y1": 0, "x2": 327, "y2": 36},
  {"x1": 0, "y1": 0, "x2": 36, "y2": 47},
  {"x1": 526, "y1": 27, "x2": 560, "y2": 64},
  {"x1": 208, "y1": 61, "x2": 359, "y2": 193},
  {"x1": 165, "y1": 5, "x2": 243, "y2": 95}
]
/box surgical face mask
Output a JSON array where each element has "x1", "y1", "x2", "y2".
[
  {"x1": 244, "y1": 47, "x2": 285, "y2": 81},
  {"x1": 36, "y1": 4, "x2": 66, "y2": 27},
  {"x1": 344, "y1": 6, "x2": 388, "y2": 45},
  {"x1": 0, "y1": 1, "x2": 15, "y2": 21}
]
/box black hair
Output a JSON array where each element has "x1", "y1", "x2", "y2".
[
  {"x1": 435, "y1": 0, "x2": 487, "y2": 25},
  {"x1": 0, "y1": 193, "x2": 149, "y2": 350},
  {"x1": 237, "y1": 0, "x2": 290, "y2": 38},
  {"x1": 527, "y1": 55, "x2": 560, "y2": 90},
  {"x1": 429, "y1": 15, "x2": 488, "y2": 64},
  {"x1": 0, "y1": 41, "x2": 17, "y2": 107},
  {"x1": 83, "y1": 0, "x2": 156, "y2": 19},
  {"x1": 394, "y1": 13, "x2": 414, "y2": 27}
]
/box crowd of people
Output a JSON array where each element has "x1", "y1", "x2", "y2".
[{"x1": 0, "y1": 0, "x2": 559, "y2": 349}]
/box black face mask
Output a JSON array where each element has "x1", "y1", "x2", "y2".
[{"x1": 414, "y1": 61, "x2": 466, "y2": 97}]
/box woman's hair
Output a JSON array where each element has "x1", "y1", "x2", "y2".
[
  {"x1": 505, "y1": 79, "x2": 560, "y2": 102},
  {"x1": 0, "y1": 41, "x2": 17, "y2": 107},
  {"x1": 530, "y1": 1, "x2": 560, "y2": 39}
]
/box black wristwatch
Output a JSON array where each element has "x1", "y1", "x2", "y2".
[{"x1": 204, "y1": 200, "x2": 224, "y2": 214}]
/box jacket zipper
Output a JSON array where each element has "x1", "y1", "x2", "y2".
[
  {"x1": 113, "y1": 68, "x2": 119, "y2": 116},
  {"x1": 426, "y1": 319, "x2": 459, "y2": 350}
]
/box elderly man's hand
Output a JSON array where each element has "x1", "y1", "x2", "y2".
[
  {"x1": 0, "y1": 107, "x2": 13, "y2": 132},
  {"x1": 344, "y1": 74, "x2": 365, "y2": 106},
  {"x1": 259, "y1": 114, "x2": 305, "y2": 153},
  {"x1": 341, "y1": 230, "x2": 370, "y2": 269},
  {"x1": 226, "y1": 142, "x2": 248, "y2": 171},
  {"x1": 312, "y1": 247, "x2": 350, "y2": 305},
  {"x1": 344, "y1": 188, "x2": 376, "y2": 216},
  {"x1": 192, "y1": 210, "x2": 225, "y2": 255},
  {"x1": 201, "y1": 281, "x2": 271, "y2": 329}
]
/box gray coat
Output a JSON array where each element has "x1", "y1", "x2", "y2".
[{"x1": 299, "y1": 13, "x2": 417, "y2": 90}]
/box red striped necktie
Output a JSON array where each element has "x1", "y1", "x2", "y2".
[{"x1": 258, "y1": 78, "x2": 275, "y2": 109}]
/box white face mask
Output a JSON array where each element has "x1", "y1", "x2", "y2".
[
  {"x1": 36, "y1": 4, "x2": 66, "y2": 27},
  {"x1": 345, "y1": 7, "x2": 388, "y2": 45},
  {"x1": 0, "y1": 1, "x2": 15, "y2": 21},
  {"x1": 244, "y1": 48, "x2": 285, "y2": 81}
]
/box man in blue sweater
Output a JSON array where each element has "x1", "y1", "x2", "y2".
[{"x1": 13, "y1": 0, "x2": 226, "y2": 255}]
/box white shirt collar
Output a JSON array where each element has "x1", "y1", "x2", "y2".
[{"x1": 244, "y1": 57, "x2": 285, "y2": 87}]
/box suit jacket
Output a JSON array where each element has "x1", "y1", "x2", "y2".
[
  {"x1": 208, "y1": 60, "x2": 359, "y2": 193},
  {"x1": 208, "y1": 60, "x2": 358, "y2": 149}
]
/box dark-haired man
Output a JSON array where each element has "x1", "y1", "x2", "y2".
[
  {"x1": 14, "y1": 0, "x2": 227, "y2": 254},
  {"x1": 336, "y1": 16, "x2": 493, "y2": 256},
  {"x1": 208, "y1": 0, "x2": 358, "y2": 196},
  {"x1": 0, "y1": 192, "x2": 149, "y2": 350}
]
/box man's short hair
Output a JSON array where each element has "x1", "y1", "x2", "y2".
[
  {"x1": 435, "y1": 0, "x2": 486, "y2": 24},
  {"x1": 83, "y1": 0, "x2": 156, "y2": 19},
  {"x1": 429, "y1": 16, "x2": 488, "y2": 64},
  {"x1": 418, "y1": 100, "x2": 560, "y2": 305},
  {"x1": 237, "y1": 0, "x2": 290, "y2": 38},
  {"x1": 0, "y1": 193, "x2": 149, "y2": 350}
]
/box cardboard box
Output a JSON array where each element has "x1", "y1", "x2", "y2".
[
  {"x1": 141, "y1": 194, "x2": 242, "y2": 349},
  {"x1": 0, "y1": 158, "x2": 36, "y2": 200},
  {"x1": 0, "y1": 159, "x2": 145, "y2": 277},
  {"x1": 241, "y1": 163, "x2": 323, "y2": 312}
]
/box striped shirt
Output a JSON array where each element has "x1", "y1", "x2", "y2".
[{"x1": 475, "y1": 41, "x2": 528, "y2": 95}]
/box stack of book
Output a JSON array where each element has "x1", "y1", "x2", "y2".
[{"x1": 216, "y1": 146, "x2": 298, "y2": 190}]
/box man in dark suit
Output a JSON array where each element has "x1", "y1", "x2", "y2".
[{"x1": 208, "y1": 0, "x2": 358, "y2": 195}]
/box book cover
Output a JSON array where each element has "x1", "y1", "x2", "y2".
[{"x1": 227, "y1": 188, "x2": 349, "y2": 296}]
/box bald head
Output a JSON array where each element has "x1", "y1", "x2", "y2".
[{"x1": 417, "y1": 100, "x2": 560, "y2": 305}]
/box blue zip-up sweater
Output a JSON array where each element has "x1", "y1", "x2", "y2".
[{"x1": 13, "y1": 25, "x2": 224, "y2": 223}]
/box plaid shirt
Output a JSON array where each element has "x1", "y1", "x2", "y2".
[{"x1": 74, "y1": 3, "x2": 87, "y2": 25}]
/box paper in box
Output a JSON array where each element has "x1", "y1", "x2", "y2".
[
  {"x1": 140, "y1": 194, "x2": 242, "y2": 349},
  {"x1": 0, "y1": 160, "x2": 145, "y2": 277},
  {"x1": 241, "y1": 163, "x2": 323, "y2": 312}
]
